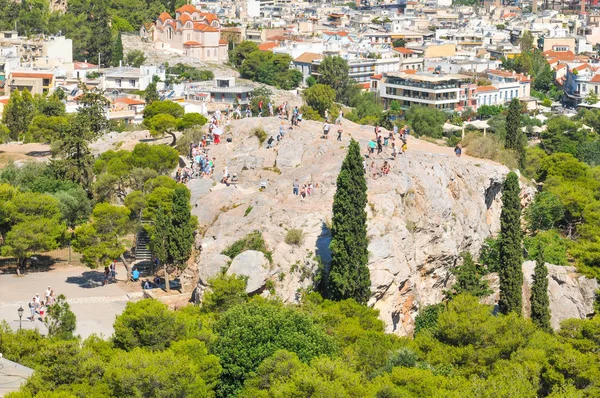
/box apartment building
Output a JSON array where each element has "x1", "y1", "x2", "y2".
[{"x1": 376, "y1": 71, "x2": 471, "y2": 111}]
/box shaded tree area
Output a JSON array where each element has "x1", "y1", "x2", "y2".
[{"x1": 1, "y1": 291, "x2": 600, "y2": 397}]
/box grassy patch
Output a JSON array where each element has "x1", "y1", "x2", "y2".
[
  {"x1": 285, "y1": 228, "x2": 304, "y2": 246},
  {"x1": 253, "y1": 127, "x2": 268, "y2": 145},
  {"x1": 222, "y1": 230, "x2": 273, "y2": 263}
]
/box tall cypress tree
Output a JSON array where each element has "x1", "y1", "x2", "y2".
[
  {"x1": 498, "y1": 171, "x2": 524, "y2": 315},
  {"x1": 2, "y1": 89, "x2": 25, "y2": 140},
  {"x1": 150, "y1": 187, "x2": 195, "y2": 293},
  {"x1": 168, "y1": 186, "x2": 195, "y2": 268},
  {"x1": 505, "y1": 97, "x2": 525, "y2": 168},
  {"x1": 112, "y1": 32, "x2": 124, "y2": 67},
  {"x1": 87, "y1": 0, "x2": 113, "y2": 67},
  {"x1": 326, "y1": 139, "x2": 371, "y2": 304},
  {"x1": 530, "y1": 249, "x2": 551, "y2": 331}
]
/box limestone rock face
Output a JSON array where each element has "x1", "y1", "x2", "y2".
[
  {"x1": 226, "y1": 250, "x2": 270, "y2": 294},
  {"x1": 522, "y1": 261, "x2": 598, "y2": 329},
  {"x1": 190, "y1": 117, "x2": 594, "y2": 336}
]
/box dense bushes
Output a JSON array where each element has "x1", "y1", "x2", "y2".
[
  {"x1": 3, "y1": 292, "x2": 600, "y2": 397},
  {"x1": 461, "y1": 132, "x2": 520, "y2": 169}
]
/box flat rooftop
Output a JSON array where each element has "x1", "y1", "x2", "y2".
[{"x1": 386, "y1": 71, "x2": 471, "y2": 82}]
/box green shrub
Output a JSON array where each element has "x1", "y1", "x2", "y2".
[
  {"x1": 299, "y1": 105, "x2": 322, "y2": 121},
  {"x1": 222, "y1": 230, "x2": 273, "y2": 263},
  {"x1": 285, "y1": 228, "x2": 304, "y2": 246},
  {"x1": 414, "y1": 303, "x2": 444, "y2": 336},
  {"x1": 524, "y1": 229, "x2": 569, "y2": 265},
  {"x1": 252, "y1": 128, "x2": 267, "y2": 145},
  {"x1": 244, "y1": 206, "x2": 253, "y2": 217}
]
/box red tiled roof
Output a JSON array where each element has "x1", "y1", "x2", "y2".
[
  {"x1": 193, "y1": 22, "x2": 218, "y2": 32},
  {"x1": 184, "y1": 41, "x2": 203, "y2": 47},
  {"x1": 258, "y1": 41, "x2": 278, "y2": 51},
  {"x1": 176, "y1": 4, "x2": 198, "y2": 13},
  {"x1": 404, "y1": 69, "x2": 417, "y2": 74},
  {"x1": 200, "y1": 12, "x2": 219, "y2": 24},
  {"x1": 12, "y1": 72, "x2": 54, "y2": 79},
  {"x1": 371, "y1": 74, "x2": 383, "y2": 80},
  {"x1": 359, "y1": 82, "x2": 370, "y2": 89},
  {"x1": 476, "y1": 85, "x2": 498, "y2": 92},
  {"x1": 294, "y1": 52, "x2": 323, "y2": 63},
  {"x1": 590, "y1": 74, "x2": 600, "y2": 83},
  {"x1": 0, "y1": 98, "x2": 9, "y2": 105},
  {"x1": 219, "y1": 39, "x2": 228, "y2": 45},
  {"x1": 158, "y1": 12, "x2": 172, "y2": 22},
  {"x1": 323, "y1": 31, "x2": 349, "y2": 36},
  {"x1": 179, "y1": 14, "x2": 192, "y2": 24},
  {"x1": 543, "y1": 50, "x2": 575, "y2": 61},
  {"x1": 393, "y1": 47, "x2": 415, "y2": 54},
  {"x1": 556, "y1": 63, "x2": 567, "y2": 70},
  {"x1": 115, "y1": 98, "x2": 145, "y2": 105}
]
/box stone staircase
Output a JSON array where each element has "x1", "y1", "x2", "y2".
[{"x1": 134, "y1": 227, "x2": 153, "y2": 276}]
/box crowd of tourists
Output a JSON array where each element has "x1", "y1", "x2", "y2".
[{"x1": 27, "y1": 286, "x2": 57, "y2": 322}]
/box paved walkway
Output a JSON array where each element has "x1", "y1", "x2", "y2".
[{"x1": 0, "y1": 263, "x2": 143, "y2": 339}]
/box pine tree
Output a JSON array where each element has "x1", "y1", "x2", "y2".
[
  {"x1": 505, "y1": 97, "x2": 525, "y2": 168},
  {"x1": 498, "y1": 171, "x2": 524, "y2": 315},
  {"x1": 112, "y1": 32, "x2": 124, "y2": 67},
  {"x1": 530, "y1": 249, "x2": 551, "y2": 331},
  {"x1": 326, "y1": 139, "x2": 371, "y2": 304},
  {"x1": 444, "y1": 252, "x2": 492, "y2": 300}
]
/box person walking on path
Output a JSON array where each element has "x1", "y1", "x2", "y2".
[
  {"x1": 110, "y1": 260, "x2": 117, "y2": 282},
  {"x1": 293, "y1": 179, "x2": 299, "y2": 195},
  {"x1": 454, "y1": 144, "x2": 462, "y2": 157}
]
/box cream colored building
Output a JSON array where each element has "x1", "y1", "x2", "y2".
[{"x1": 153, "y1": 5, "x2": 227, "y2": 62}]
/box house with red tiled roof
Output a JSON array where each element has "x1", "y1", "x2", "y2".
[
  {"x1": 564, "y1": 63, "x2": 600, "y2": 106},
  {"x1": 258, "y1": 42, "x2": 279, "y2": 52},
  {"x1": 8, "y1": 71, "x2": 55, "y2": 95},
  {"x1": 292, "y1": 52, "x2": 324, "y2": 86},
  {"x1": 484, "y1": 69, "x2": 531, "y2": 104},
  {"x1": 153, "y1": 5, "x2": 226, "y2": 61},
  {"x1": 392, "y1": 47, "x2": 424, "y2": 71}
]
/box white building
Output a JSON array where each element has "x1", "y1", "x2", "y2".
[{"x1": 102, "y1": 65, "x2": 166, "y2": 93}]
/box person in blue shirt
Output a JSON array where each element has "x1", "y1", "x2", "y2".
[{"x1": 132, "y1": 268, "x2": 140, "y2": 282}]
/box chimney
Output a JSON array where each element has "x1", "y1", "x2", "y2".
[
  {"x1": 532, "y1": 0, "x2": 538, "y2": 13},
  {"x1": 581, "y1": 0, "x2": 585, "y2": 14}
]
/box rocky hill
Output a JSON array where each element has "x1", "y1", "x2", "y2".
[{"x1": 188, "y1": 116, "x2": 597, "y2": 335}]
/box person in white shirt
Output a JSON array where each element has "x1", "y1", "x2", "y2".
[{"x1": 45, "y1": 286, "x2": 51, "y2": 302}]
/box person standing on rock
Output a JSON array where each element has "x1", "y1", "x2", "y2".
[
  {"x1": 258, "y1": 100, "x2": 263, "y2": 117},
  {"x1": 377, "y1": 135, "x2": 383, "y2": 155},
  {"x1": 370, "y1": 161, "x2": 377, "y2": 179},
  {"x1": 337, "y1": 127, "x2": 343, "y2": 141},
  {"x1": 324, "y1": 109, "x2": 329, "y2": 122},
  {"x1": 268, "y1": 101, "x2": 273, "y2": 116},
  {"x1": 285, "y1": 102, "x2": 290, "y2": 120},
  {"x1": 293, "y1": 179, "x2": 299, "y2": 195}
]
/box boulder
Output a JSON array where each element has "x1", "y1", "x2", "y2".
[
  {"x1": 198, "y1": 253, "x2": 231, "y2": 283},
  {"x1": 226, "y1": 250, "x2": 270, "y2": 294}
]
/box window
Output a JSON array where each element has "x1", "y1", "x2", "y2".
[
  {"x1": 130, "y1": 79, "x2": 136, "y2": 87},
  {"x1": 43, "y1": 79, "x2": 50, "y2": 86},
  {"x1": 116, "y1": 79, "x2": 121, "y2": 87}
]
